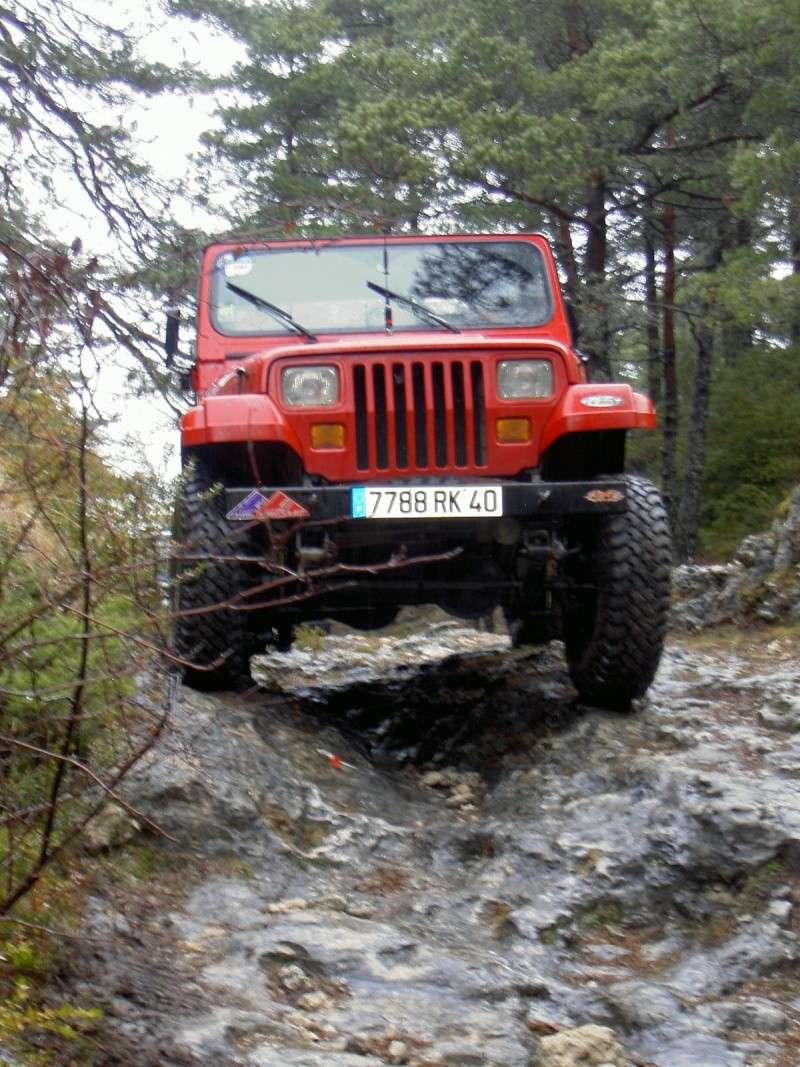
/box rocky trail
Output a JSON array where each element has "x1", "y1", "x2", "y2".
[{"x1": 67, "y1": 620, "x2": 800, "y2": 1067}]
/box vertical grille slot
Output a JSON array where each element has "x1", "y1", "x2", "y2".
[
  {"x1": 432, "y1": 362, "x2": 447, "y2": 467},
  {"x1": 392, "y1": 363, "x2": 408, "y2": 468},
  {"x1": 354, "y1": 364, "x2": 369, "y2": 470},
  {"x1": 411, "y1": 362, "x2": 428, "y2": 468},
  {"x1": 372, "y1": 364, "x2": 388, "y2": 469},
  {"x1": 471, "y1": 361, "x2": 486, "y2": 466},
  {"x1": 451, "y1": 362, "x2": 467, "y2": 467}
]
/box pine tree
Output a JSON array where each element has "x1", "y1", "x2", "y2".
[{"x1": 174, "y1": 0, "x2": 800, "y2": 557}]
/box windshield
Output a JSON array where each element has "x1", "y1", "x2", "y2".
[{"x1": 209, "y1": 240, "x2": 552, "y2": 336}]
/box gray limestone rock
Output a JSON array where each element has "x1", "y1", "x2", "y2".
[
  {"x1": 704, "y1": 998, "x2": 788, "y2": 1033},
  {"x1": 537, "y1": 1025, "x2": 627, "y2": 1067},
  {"x1": 54, "y1": 622, "x2": 800, "y2": 1067},
  {"x1": 672, "y1": 484, "x2": 800, "y2": 630}
]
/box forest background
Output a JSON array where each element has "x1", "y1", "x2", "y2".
[{"x1": 0, "y1": 0, "x2": 799, "y2": 1057}]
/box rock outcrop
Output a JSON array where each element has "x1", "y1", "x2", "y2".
[
  {"x1": 62, "y1": 622, "x2": 800, "y2": 1067},
  {"x1": 672, "y1": 484, "x2": 800, "y2": 629}
]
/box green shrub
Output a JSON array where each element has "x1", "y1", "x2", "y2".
[{"x1": 700, "y1": 347, "x2": 800, "y2": 556}]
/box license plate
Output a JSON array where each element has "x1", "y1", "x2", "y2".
[{"x1": 351, "y1": 485, "x2": 503, "y2": 520}]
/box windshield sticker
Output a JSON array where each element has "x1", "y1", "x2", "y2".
[{"x1": 224, "y1": 256, "x2": 253, "y2": 278}]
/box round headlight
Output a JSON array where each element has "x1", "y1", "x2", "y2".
[
  {"x1": 282, "y1": 365, "x2": 340, "y2": 407},
  {"x1": 497, "y1": 359, "x2": 553, "y2": 400}
]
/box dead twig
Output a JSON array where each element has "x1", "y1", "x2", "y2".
[{"x1": 0, "y1": 735, "x2": 173, "y2": 842}]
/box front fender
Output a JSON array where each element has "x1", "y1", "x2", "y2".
[
  {"x1": 180, "y1": 395, "x2": 304, "y2": 453},
  {"x1": 539, "y1": 384, "x2": 656, "y2": 454}
]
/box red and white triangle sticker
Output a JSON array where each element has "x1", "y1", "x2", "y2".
[{"x1": 252, "y1": 491, "x2": 310, "y2": 520}]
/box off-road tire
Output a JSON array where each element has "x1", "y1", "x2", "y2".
[
  {"x1": 563, "y1": 475, "x2": 671, "y2": 711},
  {"x1": 171, "y1": 459, "x2": 252, "y2": 691}
]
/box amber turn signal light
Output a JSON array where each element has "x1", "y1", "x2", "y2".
[
  {"x1": 311, "y1": 423, "x2": 345, "y2": 449},
  {"x1": 496, "y1": 417, "x2": 530, "y2": 443}
]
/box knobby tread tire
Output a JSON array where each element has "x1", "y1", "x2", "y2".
[
  {"x1": 172, "y1": 460, "x2": 252, "y2": 691},
  {"x1": 564, "y1": 475, "x2": 671, "y2": 711}
]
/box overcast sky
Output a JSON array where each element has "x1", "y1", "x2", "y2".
[{"x1": 71, "y1": 2, "x2": 244, "y2": 477}]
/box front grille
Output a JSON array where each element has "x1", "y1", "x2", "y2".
[{"x1": 353, "y1": 357, "x2": 487, "y2": 473}]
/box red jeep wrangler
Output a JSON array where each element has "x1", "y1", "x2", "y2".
[{"x1": 171, "y1": 233, "x2": 671, "y2": 709}]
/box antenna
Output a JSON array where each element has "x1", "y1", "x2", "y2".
[{"x1": 382, "y1": 231, "x2": 392, "y2": 333}]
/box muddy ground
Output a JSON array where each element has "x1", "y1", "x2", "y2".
[{"x1": 64, "y1": 621, "x2": 800, "y2": 1067}]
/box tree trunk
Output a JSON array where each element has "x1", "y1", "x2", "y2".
[
  {"x1": 584, "y1": 171, "x2": 611, "y2": 379},
  {"x1": 719, "y1": 216, "x2": 754, "y2": 364},
  {"x1": 660, "y1": 185, "x2": 678, "y2": 535},
  {"x1": 790, "y1": 196, "x2": 800, "y2": 345},
  {"x1": 563, "y1": 1, "x2": 590, "y2": 56},
  {"x1": 675, "y1": 315, "x2": 713, "y2": 560},
  {"x1": 555, "y1": 216, "x2": 580, "y2": 305},
  {"x1": 643, "y1": 212, "x2": 661, "y2": 404}
]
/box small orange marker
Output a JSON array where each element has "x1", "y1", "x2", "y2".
[{"x1": 316, "y1": 747, "x2": 355, "y2": 771}]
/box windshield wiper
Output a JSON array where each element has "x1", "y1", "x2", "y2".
[
  {"x1": 225, "y1": 281, "x2": 317, "y2": 342},
  {"x1": 366, "y1": 280, "x2": 460, "y2": 333}
]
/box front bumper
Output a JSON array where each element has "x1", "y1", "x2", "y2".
[{"x1": 224, "y1": 480, "x2": 627, "y2": 522}]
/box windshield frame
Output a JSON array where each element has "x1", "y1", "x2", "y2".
[{"x1": 206, "y1": 238, "x2": 555, "y2": 339}]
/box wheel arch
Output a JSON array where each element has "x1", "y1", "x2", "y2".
[
  {"x1": 540, "y1": 429, "x2": 627, "y2": 480},
  {"x1": 537, "y1": 383, "x2": 655, "y2": 470},
  {"x1": 182, "y1": 441, "x2": 305, "y2": 487}
]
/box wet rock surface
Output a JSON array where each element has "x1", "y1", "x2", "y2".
[
  {"x1": 672, "y1": 484, "x2": 800, "y2": 630},
  {"x1": 71, "y1": 622, "x2": 800, "y2": 1066}
]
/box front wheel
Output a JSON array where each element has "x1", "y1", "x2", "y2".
[
  {"x1": 171, "y1": 459, "x2": 253, "y2": 691},
  {"x1": 563, "y1": 476, "x2": 671, "y2": 711}
]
